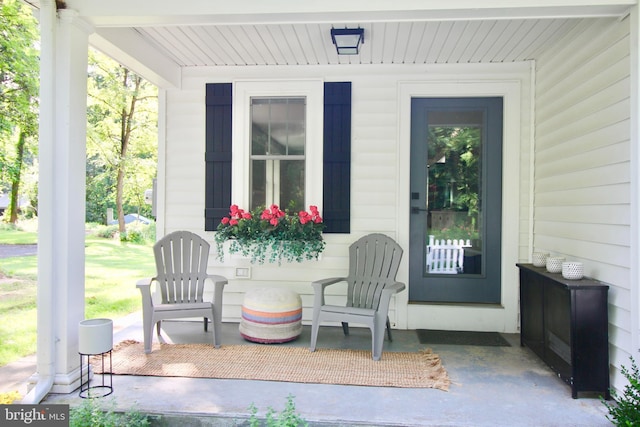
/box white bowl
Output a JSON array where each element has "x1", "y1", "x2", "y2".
[
  {"x1": 532, "y1": 252, "x2": 550, "y2": 267},
  {"x1": 546, "y1": 256, "x2": 565, "y2": 273},
  {"x1": 562, "y1": 261, "x2": 584, "y2": 280}
]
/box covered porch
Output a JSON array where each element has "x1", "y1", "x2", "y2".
[
  {"x1": 26, "y1": 0, "x2": 640, "y2": 410},
  {"x1": 32, "y1": 315, "x2": 609, "y2": 426}
]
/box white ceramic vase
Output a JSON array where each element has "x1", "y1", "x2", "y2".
[
  {"x1": 562, "y1": 261, "x2": 584, "y2": 280},
  {"x1": 546, "y1": 256, "x2": 565, "y2": 274},
  {"x1": 532, "y1": 252, "x2": 550, "y2": 267}
]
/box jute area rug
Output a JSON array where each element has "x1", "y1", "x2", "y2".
[{"x1": 94, "y1": 340, "x2": 449, "y2": 390}]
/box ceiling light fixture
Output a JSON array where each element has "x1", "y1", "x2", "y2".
[{"x1": 330, "y1": 28, "x2": 364, "y2": 55}]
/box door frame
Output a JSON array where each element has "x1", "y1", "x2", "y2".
[{"x1": 395, "y1": 67, "x2": 530, "y2": 332}]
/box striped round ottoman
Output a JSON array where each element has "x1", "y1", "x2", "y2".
[{"x1": 239, "y1": 288, "x2": 302, "y2": 343}]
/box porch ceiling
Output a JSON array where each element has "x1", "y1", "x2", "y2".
[
  {"x1": 25, "y1": 0, "x2": 633, "y2": 87},
  {"x1": 126, "y1": 19, "x2": 586, "y2": 67}
]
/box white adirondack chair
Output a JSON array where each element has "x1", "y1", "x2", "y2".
[
  {"x1": 309, "y1": 233, "x2": 405, "y2": 361},
  {"x1": 426, "y1": 235, "x2": 470, "y2": 274},
  {"x1": 136, "y1": 231, "x2": 227, "y2": 353}
]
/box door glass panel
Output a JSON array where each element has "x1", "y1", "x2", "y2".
[
  {"x1": 409, "y1": 96, "x2": 502, "y2": 304},
  {"x1": 426, "y1": 111, "x2": 483, "y2": 276}
]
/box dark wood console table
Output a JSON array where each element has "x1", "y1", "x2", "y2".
[{"x1": 517, "y1": 263, "x2": 610, "y2": 399}]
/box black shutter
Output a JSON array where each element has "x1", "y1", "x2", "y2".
[
  {"x1": 204, "y1": 83, "x2": 232, "y2": 231},
  {"x1": 323, "y1": 82, "x2": 351, "y2": 233}
]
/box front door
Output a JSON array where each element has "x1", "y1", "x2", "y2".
[{"x1": 409, "y1": 97, "x2": 503, "y2": 303}]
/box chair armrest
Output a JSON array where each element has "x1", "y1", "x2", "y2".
[
  {"x1": 206, "y1": 274, "x2": 227, "y2": 329},
  {"x1": 136, "y1": 278, "x2": 155, "y2": 300},
  {"x1": 136, "y1": 278, "x2": 152, "y2": 289},
  {"x1": 206, "y1": 274, "x2": 228, "y2": 303},
  {"x1": 378, "y1": 282, "x2": 406, "y2": 316},
  {"x1": 136, "y1": 277, "x2": 156, "y2": 317},
  {"x1": 206, "y1": 274, "x2": 228, "y2": 286},
  {"x1": 382, "y1": 282, "x2": 406, "y2": 297},
  {"x1": 311, "y1": 277, "x2": 346, "y2": 291},
  {"x1": 311, "y1": 277, "x2": 347, "y2": 307}
]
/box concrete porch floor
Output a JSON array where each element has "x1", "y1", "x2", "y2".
[{"x1": 6, "y1": 312, "x2": 610, "y2": 426}]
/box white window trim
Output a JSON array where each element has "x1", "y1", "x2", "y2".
[{"x1": 232, "y1": 80, "x2": 324, "y2": 210}]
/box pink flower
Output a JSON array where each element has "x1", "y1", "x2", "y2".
[
  {"x1": 221, "y1": 217, "x2": 230, "y2": 225},
  {"x1": 298, "y1": 211, "x2": 310, "y2": 224},
  {"x1": 229, "y1": 219, "x2": 238, "y2": 226},
  {"x1": 242, "y1": 212, "x2": 252, "y2": 219},
  {"x1": 296, "y1": 206, "x2": 323, "y2": 226},
  {"x1": 270, "y1": 218, "x2": 278, "y2": 226}
]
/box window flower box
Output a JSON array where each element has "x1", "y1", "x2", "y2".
[{"x1": 215, "y1": 204, "x2": 325, "y2": 264}]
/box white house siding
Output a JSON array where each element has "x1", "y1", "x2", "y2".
[
  {"x1": 533, "y1": 17, "x2": 632, "y2": 391},
  {"x1": 161, "y1": 62, "x2": 532, "y2": 333}
]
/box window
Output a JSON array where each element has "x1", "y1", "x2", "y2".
[
  {"x1": 205, "y1": 81, "x2": 351, "y2": 233},
  {"x1": 250, "y1": 97, "x2": 306, "y2": 211},
  {"x1": 232, "y1": 80, "x2": 323, "y2": 213}
]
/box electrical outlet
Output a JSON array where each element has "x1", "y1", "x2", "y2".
[{"x1": 235, "y1": 267, "x2": 251, "y2": 278}]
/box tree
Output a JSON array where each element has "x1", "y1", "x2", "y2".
[
  {"x1": 86, "y1": 48, "x2": 157, "y2": 230},
  {"x1": 428, "y1": 126, "x2": 480, "y2": 213},
  {"x1": 0, "y1": 0, "x2": 39, "y2": 223}
]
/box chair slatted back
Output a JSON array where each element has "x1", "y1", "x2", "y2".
[
  {"x1": 346, "y1": 234, "x2": 403, "y2": 310},
  {"x1": 154, "y1": 231, "x2": 210, "y2": 304}
]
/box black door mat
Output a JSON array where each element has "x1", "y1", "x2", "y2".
[{"x1": 416, "y1": 329, "x2": 510, "y2": 347}]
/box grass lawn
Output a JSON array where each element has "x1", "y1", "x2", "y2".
[
  {"x1": 0, "y1": 223, "x2": 38, "y2": 244},
  {"x1": 0, "y1": 231, "x2": 155, "y2": 367}
]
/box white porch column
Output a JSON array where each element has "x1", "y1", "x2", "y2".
[{"x1": 26, "y1": 5, "x2": 92, "y2": 401}]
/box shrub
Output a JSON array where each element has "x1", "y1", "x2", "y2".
[
  {"x1": 603, "y1": 356, "x2": 640, "y2": 426},
  {"x1": 248, "y1": 394, "x2": 308, "y2": 427},
  {"x1": 119, "y1": 222, "x2": 155, "y2": 244},
  {"x1": 90, "y1": 224, "x2": 119, "y2": 239},
  {"x1": 69, "y1": 399, "x2": 150, "y2": 427},
  {"x1": 88, "y1": 222, "x2": 155, "y2": 244},
  {"x1": 120, "y1": 229, "x2": 144, "y2": 244},
  {"x1": 0, "y1": 221, "x2": 18, "y2": 231}
]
